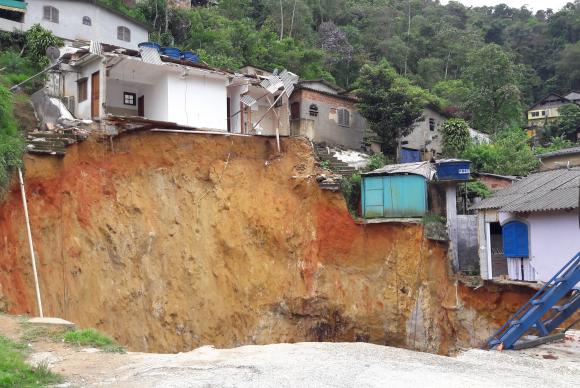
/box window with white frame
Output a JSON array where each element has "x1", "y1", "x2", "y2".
[
  {"x1": 541, "y1": 110, "x2": 546, "y2": 116},
  {"x1": 117, "y1": 26, "x2": 131, "y2": 42},
  {"x1": 43, "y1": 6, "x2": 59, "y2": 23},
  {"x1": 531, "y1": 111, "x2": 540, "y2": 117},
  {"x1": 338, "y1": 108, "x2": 350, "y2": 127},
  {"x1": 82, "y1": 16, "x2": 92, "y2": 26}
]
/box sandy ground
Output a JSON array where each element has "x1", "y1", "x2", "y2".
[
  {"x1": 0, "y1": 316, "x2": 577, "y2": 388},
  {"x1": 1, "y1": 315, "x2": 578, "y2": 387}
]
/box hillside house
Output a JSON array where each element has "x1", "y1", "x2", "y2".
[
  {"x1": 227, "y1": 66, "x2": 296, "y2": 137},
  {"x1": 368, "y1": 106, "x2": 487, "y2": 163},
  {"x1": 56, "y1": 43, "x2": 229, "y2": 131},
  {"x1": 537, "y1": 146, "x2": 580, "y2": 171},
  {"x1": 526, "y1": 91, "x2": 580, "y2": 135},
  {"x1": 289, "y1": 80, "x2": 367, "y2": 150},
  {"x1": 0, "y1": 0, "x2": 151, "y2": 50},
  {"x1": 472, "y1": 168, "x2": 580, "y2": 282}
]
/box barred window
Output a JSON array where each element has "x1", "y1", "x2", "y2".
[
  {"x1": 43, "y1": 6, "x2": 59, "y2": 23},
  {"x1": 82, "y1": 16, "x2": 92, "y2": 26},
  {"x1": 117, "y1": 26, "x2": 131, "y2": 42},
  {"x1": 338, "y1": 108, "x2": 350, "y2": 127}
]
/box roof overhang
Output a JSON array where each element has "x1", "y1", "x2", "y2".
[{"x1": 0, "y1": 0, "x2": 26, "y2": 12}]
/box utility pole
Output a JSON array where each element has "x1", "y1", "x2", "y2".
[{"x1": 404, "y1": 0, "x2": 411, "y2": 76}]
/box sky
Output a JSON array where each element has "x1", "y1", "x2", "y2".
[{"x1": 440, "y1": 0, "x2": 572, "y2": 12}]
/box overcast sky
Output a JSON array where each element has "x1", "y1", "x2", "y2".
[{"x1": 440, "y1": 0, "x2": 572, "y2": 12}]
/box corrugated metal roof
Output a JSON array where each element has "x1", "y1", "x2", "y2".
[
  {"x1": 536, "y1": 146, "x2": 580, "y2": 158},
  {"x1": 473, "y1": 168, "x2": 580, "y2": 213},
  {"x1": 363, "y1": 161, "x2": 437, "y2": 181}
]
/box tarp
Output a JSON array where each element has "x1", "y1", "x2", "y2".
[{"x1": 363, "y1": 161, "x2": 437, "y2": 181}]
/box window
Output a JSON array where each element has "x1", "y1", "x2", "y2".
[
  {"x1": 124, "y1": 92, "x2": 136, "y2": 106},
  {"x1": 337, "y1": 108, "x2": 350, "y2": 127},
  {"x1": 429, "y1": 118, "x2": 436, "y2": 131},
  {"x1": 531, "y1": 111, "x2": 540, "y2": 117},
  {"x1": 541, "y1": 110, "x2": 546, "y2": 116},
  {"x1": 117, "y1": 26, "x2": 131, "y2": 42},
  {"x1": 274, "y1": 94, "x2": 283, "y2": 107},
  {"x1": 77, "y1": 78, "x2": 88, "y2": 102},
  {"x1": 309, "y1": 104, "x2": 318, "y2": 117},
  {"x1": 43, "y1": 6, "x2": 59, "y2": 23},
  {"x1": 82, "y1": 16, "x2": 92, "y2": 26},
  {"x1": 290, "y1": 102, "x2": 300, "y2": 120}
]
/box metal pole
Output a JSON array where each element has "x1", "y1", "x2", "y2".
[{"x1": 18, "y1": 168, "x2": 44, "y2": 318}]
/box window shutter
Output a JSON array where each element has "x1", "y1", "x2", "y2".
[{"x1": 43, "y1": 6, "x2": 50, "y2": 20}]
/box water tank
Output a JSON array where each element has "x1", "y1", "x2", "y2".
[
  {"x1": 138, "y1": 42, "x2": 161, "y2": 51},
  {"x1": 160, "y1": 47, "x2": 182, "y2": 59},
  {"x1": 181, "y1": 51, "x2": 199, "y2": 63}
]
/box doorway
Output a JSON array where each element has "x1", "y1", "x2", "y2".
[
  {"x1": 138, "y1": 95, "x2": 145, "y2": 117},
  {"x1": 91, "y1": 71, "x2": 100, "y2": 118}
]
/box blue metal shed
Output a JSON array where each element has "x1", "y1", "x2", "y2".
[{"x1": 361, "y1": 162, "x2": 435, "y2": 219}]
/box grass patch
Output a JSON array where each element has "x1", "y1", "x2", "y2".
[
  {"x1": 63, "y1": 329, "x2": 126, "y2": 353},
  {"x1": 0, "y1": 335, "x2": 62, "y2": 387}
]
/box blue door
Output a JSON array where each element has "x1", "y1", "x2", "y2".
[
  {"x1": 502, "y1": 221, "x2": 529, "y2": 257},
  {"x1": 401, "y1": 148, "x2": 421, "y2": 163}
]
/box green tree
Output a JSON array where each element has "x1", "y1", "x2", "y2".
[
  {"x1": 463, "y1": 44, "x2": 523, "y2": 133},
  {"x1": 440, "y1": 118, "x2": 471, "y2": 157},
  {"x1": 24, "y1": 24, "x2": 63, "y2": 66},
  {"x1": 542, "y1": 103, "x2": 580, "y2": 142},
  {"x1": 0, "y1": 85, "x2": 24, "y2": 194},
  {"x1": 354, "y1": 60, "x2": 427, "y2": 159},
  {"x1": 462, "y1": 128, "x2": 539, "y2": 176},
  {"x1": 432, "y1": 79, "x2": 471, "y2": 111},
  {"x1": 555, "y1": 42, "x2": 580, "y2": 91}
]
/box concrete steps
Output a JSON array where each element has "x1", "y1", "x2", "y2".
[{"x1": 314, "y1": 144, "x2": 356, "y2": 178}]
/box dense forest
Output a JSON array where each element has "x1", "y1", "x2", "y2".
[{"x1": 106, "y1": 1, "x2": 580, "y2": 107}]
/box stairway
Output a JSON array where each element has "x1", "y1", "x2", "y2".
[
  {"x1": 487, "y1": 251, "x2": 580, "y2": 350},
  {"x1": 313, "y1": 144, "x2": 356, "y2": 178}
]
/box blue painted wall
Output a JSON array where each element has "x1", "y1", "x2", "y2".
[{"x1": 362, "y1": 174, "x2": 427, "y2": 218}]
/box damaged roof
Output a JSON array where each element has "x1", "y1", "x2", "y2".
[
  {"x1": 363, "y1": 161, "x2": 437, "y2": 181},
  {"x1": 473, "y1": 168, "x2": 580, "y2": 213}
]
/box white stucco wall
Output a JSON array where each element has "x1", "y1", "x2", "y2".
[
  {"x1": 62, "y1": 56, "x2": 105, "y2": 119},
  {"x1": 402, "y1": 107, "x2": 446, "y2": 155},
  {"x1": 23, "y1": 0, "x2": 149, "y2": 49},
  {"x1": 142, "y1": 76, "x2": 168, "y2": 123},
  {"x1": 523, "y1": 211, "x2": 579, "y2": 282},
  {"x1": 166, "y1": 72, "x2": 228, "y2": 130}
]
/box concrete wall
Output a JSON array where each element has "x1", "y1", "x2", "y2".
[
  {"x1": 456, "y1": 215, "x2": 479, "y2": 273},
  {"x1": 538, "y1": 153, "x2": 580, "y2": 171},
  {"x1": 23, "y1": 0, "x2": 148, "y2": 49},
  {"x1": 523, "y1": 211, "x2": 579, "y2": 282},
  {"x1": 402, "y1": 107, "x2": 446, "y2": 156},
  {"x1": 290, "y1": 89, "x2": 365, "y2": 149},
  {"x1": 166, "y1": 72, "x2": 228, "y2": 130}
]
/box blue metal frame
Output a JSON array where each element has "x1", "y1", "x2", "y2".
[{"x1": 487, "y1": 251, "x2": 580, "y2": 350}]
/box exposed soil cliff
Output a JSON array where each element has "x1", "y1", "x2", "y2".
[{"x1": 0, "y1": 132, "x2": 533, "y2": 354}]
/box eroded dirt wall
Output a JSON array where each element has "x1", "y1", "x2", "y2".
[{"x1": 0, "y1": 133, "x2": 532, "y2": 354}]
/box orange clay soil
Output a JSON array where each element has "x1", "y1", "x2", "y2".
[{"x1": 0, "y1": 132, "x2": 533, "y2": 354}]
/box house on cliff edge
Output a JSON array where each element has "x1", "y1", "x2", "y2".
[
  {"x1": 48, "y1": 45, "x2": 298, "y2": 137},
  {"x1": 472, "y1": 167, "x2": 580, "y2": 283},
  {"x1": 289, "y1": 80, "x2": 367, "y2": 150}
]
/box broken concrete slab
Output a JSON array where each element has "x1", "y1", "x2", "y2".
[{"x1": 28, "y1": 317, "x2": 76, "y2": 330}]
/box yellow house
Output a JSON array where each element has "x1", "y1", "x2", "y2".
[{"x1": 526, "y1": 91, "x2": 580, "y2": 137}]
